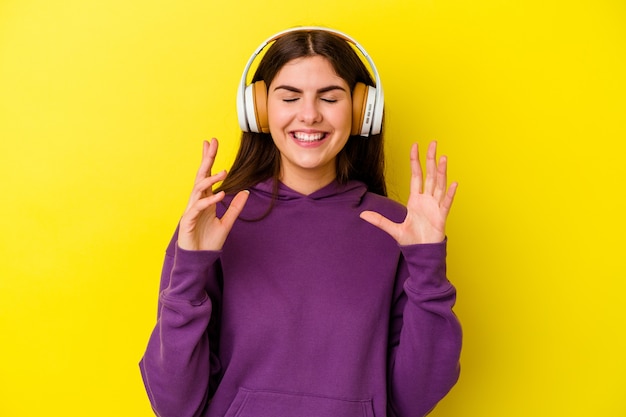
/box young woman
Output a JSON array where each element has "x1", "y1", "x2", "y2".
[{"x1": 140, "y1": 27, "x2": 462, "y2": 417}]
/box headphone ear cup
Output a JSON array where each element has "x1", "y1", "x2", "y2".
[
  {"x1": 351, "y1": 82, "x2": 377, "y2": 136},
  {"x1": 351, "y1": 83, "x2": 367, "y2": 136},
  {"x1": 252, "y1": 81, "x2": 269, "y2": 133},
  {"x1": 244, "y1": 80, "x2": 269, "y2": 133}
]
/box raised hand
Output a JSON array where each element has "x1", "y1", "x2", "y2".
[
  {"x1": 360, "y1": 141, "x2": 457, "y2": 245},
  {"x1": 177, "y1": 138, "x2": 249, "y2": 251}
]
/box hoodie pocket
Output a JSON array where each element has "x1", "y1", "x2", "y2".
[{"x1": 224, "y1": 388, "x2": 375, "y2": 417}]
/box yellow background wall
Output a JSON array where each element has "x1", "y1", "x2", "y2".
[{"x1": 1, "y1": 0, "x2": 624, "y2": 416}]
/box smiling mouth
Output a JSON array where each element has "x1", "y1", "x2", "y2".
[{"x1": 292, "y1": 132, "x2": 327, "y2": 142}]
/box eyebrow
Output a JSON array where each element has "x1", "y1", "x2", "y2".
[{"x1": 273, "y1": 85, "x2": 348, "y2": 94}]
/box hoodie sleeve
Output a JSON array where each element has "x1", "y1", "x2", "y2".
[
  {"x1": 139, "y1": 231, "x2": 223, "y2": 417},
  {"x1": 387, "y1": 239, "x2": 462, "y2": 417}
]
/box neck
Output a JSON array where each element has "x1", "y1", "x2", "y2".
[{"x1": 279, "y1": 169, "x2": 336, "y2": 196}]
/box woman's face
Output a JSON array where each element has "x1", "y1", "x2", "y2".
[{"x1": 267, "y1": 55, "x2": 352, "y2": 190}]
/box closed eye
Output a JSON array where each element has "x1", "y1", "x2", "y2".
[
  {"x1": 281, "y1": 97, "x2": 337, "y2": 103},
  {"x1": 274, "y1": 84, "x2": 347, "y2": 104}
]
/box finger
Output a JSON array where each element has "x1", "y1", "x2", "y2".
[
  {"x1": 182, "y1": 191, "x2": 226, "y2": 223},
  {"x1": 433, "y1": 155, "x2": 448, "y2": 202},
  {"x1": 187, "y1": 170, "x2": 227, "y2": 210},
  {"x1": 194, "y1": 191, "x2": 226, "y2": 213},
  {"x1": 194, "y1": 170, "x2": 227, "y2": 197},
  {"x1": 441, "y1": 181, "x2": 458, "y2": 217},
  {"x1": 193, "y1": 140, "x2": 210, "y2": 184},
  {"x1": 194, "y1": 138, "x2": 219, "y2": 184},
  {"x1": 423, "y1": 140, "x2": 438, "y2": 195},
  {"x1": 360, "y1": 210, "x2": 401, "y2": 241},
  {"x1": 219, "y1": 190, "x2": 250, "y2": 230},
  {"x1": 409, "y1": 143, "x2": 423, "y2": 196}
]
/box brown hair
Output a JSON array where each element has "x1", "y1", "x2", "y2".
[{"x1": 217, "y1": 29, "x2": 387, "y2": 197}]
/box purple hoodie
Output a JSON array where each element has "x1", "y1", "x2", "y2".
[{"x1": 140, "y1": 179, "x2": 461, "y2": 417}]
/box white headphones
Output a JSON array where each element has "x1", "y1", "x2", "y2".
[{"x1": 236, "y1": 26, "x2": 384, "y2": 137}]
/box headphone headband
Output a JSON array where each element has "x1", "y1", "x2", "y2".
[{"x1": 236, "y1": 26, "x2": 384, "y2": 136}]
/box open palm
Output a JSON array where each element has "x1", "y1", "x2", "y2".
[
  {"x1": 360, "y1": 141, "x2": 457, "y2": 245},
  {"x1": 178, "y1": 138, "x2": 249, "y2": 251}
]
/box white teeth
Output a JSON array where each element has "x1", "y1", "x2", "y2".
[{"x1": 293, "y1": 132, "x2": 325, "y2": 142}]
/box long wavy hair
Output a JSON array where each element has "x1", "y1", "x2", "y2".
[{"x1": 217, "y1": 29, "x2": 387, "y2": 197}]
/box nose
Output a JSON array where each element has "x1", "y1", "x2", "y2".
[{"x1": 297, "y1": 98, "x2": 322, "y2": 124}]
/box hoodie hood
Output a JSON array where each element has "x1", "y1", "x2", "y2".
[{"x1": 220, "y1": 178, "x2": 369, "y2": 221}]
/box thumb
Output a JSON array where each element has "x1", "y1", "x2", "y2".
[
  {"x1": 219, "y1": 190, "x2": 250, "y2": 230},
  {"x1": 360, "y1": 210, "x2": 400, "y2": 241}
]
